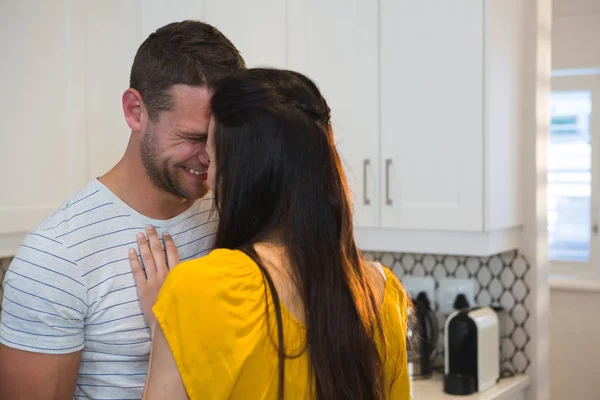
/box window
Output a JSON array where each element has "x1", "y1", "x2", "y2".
[
  {"x1": 548, "y1": 91, "x2": 592, "y2": 261},
  {"x1": 549, "y1": 73, "x2": 600, "y2": 277}
]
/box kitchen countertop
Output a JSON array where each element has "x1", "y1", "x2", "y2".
[{"x1": 411, "y1": 373, "x2": 530, "y2": 399}]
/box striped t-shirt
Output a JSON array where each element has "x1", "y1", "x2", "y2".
[{"x1": 0, "y1": 179, "x2": 218, "y2": 399}]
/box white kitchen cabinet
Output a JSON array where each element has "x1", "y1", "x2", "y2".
[
  {"x1": 355, "y1": 0, "x2": 525, "y2": 256},
  {"x1": 380, "y1": 0, "x2": 484, "y2": 231},
  {"x1": 204, "y1": 0, "x2": 287, "y2": 69},
  {"x1": 0, "y1": 0, "x2": 288, "y2": 257},
  {"x1": 0, "y1": 0, "x2": 87, "y2": 257},
  {"x1": 287, "y1": 0, "x2": 380, "y2": 227},
  {"x1": 0, "y1": 0, "x2": 195, "y2": 256},
  {"x1": 1, "y1": 0, "x2": 525, "y2": 258}
]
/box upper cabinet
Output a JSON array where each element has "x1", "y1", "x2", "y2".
[
  {"x1": 0, "y1": 0, "x2": 288, "y2": 256},
  {"x1": 0, "y1": 0, "x2": 525, "y2": 257},
  {"x1": 0, "y1": 0, "x2": 87, "y2": 257},
  {"x1": 380, "y1": 0, "x2": 484, "y2": 231},
  {"x1": 287, "y1": 0, "x2": 380, "y2": 228},
  {"x1": 355, "y1": 0, "x2": 525, "y2": 255},
  {"x1": 204, "y1": 0, "x2": 287, "y2": 68}
]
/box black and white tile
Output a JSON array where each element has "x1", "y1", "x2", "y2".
[{"x1": 364, "y1": 250, "x2": 531, "y2": 375}]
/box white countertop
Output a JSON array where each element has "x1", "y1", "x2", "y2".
[{"x1": 410, "y1": 373, "x2": 530, "y2": 399}]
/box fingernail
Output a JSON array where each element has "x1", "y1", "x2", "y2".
[
  {"x1": 146, "y1": 224, "x2": 154, "y2": 230},
  {"x1": 129, "y1": 248, "x2": 136, "y2": 255},
  {"x1": 137, "y1": 232, "x2": 145, "y2": 239},
  {"x1": 163, "y1": 231, "x2": 170, "y2": 237}
]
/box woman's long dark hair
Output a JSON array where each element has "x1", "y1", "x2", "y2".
[{"x1": 211, "y1": 68, "x2": 387, "y2": 399}]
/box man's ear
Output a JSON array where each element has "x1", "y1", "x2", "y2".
[{"x1": 122, "y1": 88, "x2": 147, "y2": 132}]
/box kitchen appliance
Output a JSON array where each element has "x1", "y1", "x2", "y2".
[
  {"x1": 407, "y1": 291, "x2": 438, "y2": 380},
  {"x1": 444, "y1": 306, "x2": 500, "y2": 395}
]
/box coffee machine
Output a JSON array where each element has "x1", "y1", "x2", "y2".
[{"x1": 444, "y1": 306, "x2": 500, "y2": 395}]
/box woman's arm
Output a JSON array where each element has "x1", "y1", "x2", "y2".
[
  {"x1": 129, "y1": 226, "x2": 188, "y2": 399},
  {"x1": 142, "y1": 324, "x2": 189, "y2": 400}
]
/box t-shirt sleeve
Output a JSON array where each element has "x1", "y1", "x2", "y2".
[
  {"x1": 153, "y1": 253, "x2": 264, "y2": 400},
  {"x1": 0, "y1": 232, "x2": 86, "y2": 353}
]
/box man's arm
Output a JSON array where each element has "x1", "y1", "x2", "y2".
[
  {"x1": 0, "y1": 345, "x2": 81, "y2": 400},
  {"x1": 0, "y1": 232, "x2": 86, "y2": 399}
]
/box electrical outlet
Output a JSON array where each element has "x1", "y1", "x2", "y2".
[
  {"x1": 437, "y1": 278, "x2": 475, "y2": 314},
  {"x1": 401, "y1": 276, "x2": 435, "y2": 305}
]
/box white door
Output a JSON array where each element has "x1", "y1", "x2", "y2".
[
  {"x1": 0, "y1": 0, "x2": 87, "y2": 255},
  {"x1": 287, "y1": 0, "x2": 380, "y2": 228},
  {"x1": 380, "y1": 0, "x2": 484, "y2": 231}
]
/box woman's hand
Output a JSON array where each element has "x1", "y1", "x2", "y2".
[{"x1": 129, "y1": 225, "x2": 180, "y2": 333}]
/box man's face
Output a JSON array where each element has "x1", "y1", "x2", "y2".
[{"x1": 140, "y1": 84, "x2": 212, "y2": 201}]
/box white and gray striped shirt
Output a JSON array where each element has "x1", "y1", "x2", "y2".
[{"x1": 0, "y1": 179, "x2": 217, "y2": 399}]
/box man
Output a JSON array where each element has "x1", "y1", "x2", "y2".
[{"x1": 0, "y1": 20, "x2": 245, "y2": 399}]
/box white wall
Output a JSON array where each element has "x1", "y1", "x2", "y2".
[
  {"x1": 522, "y1": 0, "x2": 552, "y2": 397},
  {"x1": 550, "y1": 288, "x2": 600, "y2": 399},
  {"x1": 552, "y1": 0, "x2": 600, "y2": 70},
  {"x1": 549, "y1": 1, "x2": 600, "y2": 399}
]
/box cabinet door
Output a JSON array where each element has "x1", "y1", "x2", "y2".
[
  {"x1": 380, "y1": 0, "x2": 483, "y2": 231},
  {"x1": 287, "y1": 0, "x2": 380, "y2": 228},
  {"x1": 0, "y1": 0, "x2": 86, "y2": 255},
  {"x1": 204, "y1": 0, "x2": 287, "y2": 68}
]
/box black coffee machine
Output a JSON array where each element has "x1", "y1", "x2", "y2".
[
  {"x1": 407, "y1": 292, "x2": 438, "y2": 379},
  {"x1": 444, "y1": 306, "x2": 500, "y2": 395}
]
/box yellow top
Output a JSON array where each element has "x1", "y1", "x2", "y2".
[{"x1": 153, "y1": 249, "x2": 411, "y2": 400}]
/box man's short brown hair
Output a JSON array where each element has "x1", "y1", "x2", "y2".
[{"x1": 130, "y1": 20, "x2": 245, "y2": 121}]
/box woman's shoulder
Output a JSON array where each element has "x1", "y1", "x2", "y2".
[
  {"x1": 160, "y1": 248, "x2": 265, "y2": 301},
  {"x1": 173, "y1": 248, "x2": 257, "y2": 277},
  {"x1": 153, "y1": 249, "x2": 273, "y2": 398},
  {"x1": 380, "y1": 266, "x2": 409, "y2": 319}
]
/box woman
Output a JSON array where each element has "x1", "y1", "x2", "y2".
[{"x1": 129, "y1": 68, "x2": 410, "y2": 399}]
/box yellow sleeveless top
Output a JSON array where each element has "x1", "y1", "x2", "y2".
[{"x1": 153, "y1": 249, "x2": 411, "y2": 400}]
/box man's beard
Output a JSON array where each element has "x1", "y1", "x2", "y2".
[{"x1": 140, "y1": 131, "x2": 200, "y2": 200}]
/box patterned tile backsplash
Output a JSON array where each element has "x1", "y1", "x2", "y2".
[
  {"x1": 0, "y1": 251, "x2": 530, "y2": 375},
  {"x1": 363, "y1": 250, "x2": 531, "y2": 375}
]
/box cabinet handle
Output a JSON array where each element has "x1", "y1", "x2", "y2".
[
  {"x1": 363, "y1": 159, "x2": 371, "y2": 205},
  {"x1": 386, "y1": 159, "x2": 393, "y2": 205}
]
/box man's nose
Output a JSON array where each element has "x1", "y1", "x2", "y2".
[{"x1": 198, "y1": 145, "x2": 209, "y2": 166}]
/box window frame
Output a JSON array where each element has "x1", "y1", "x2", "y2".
[{"x1": 550, "y1": 73, "x2": 600, "y2": 279}]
